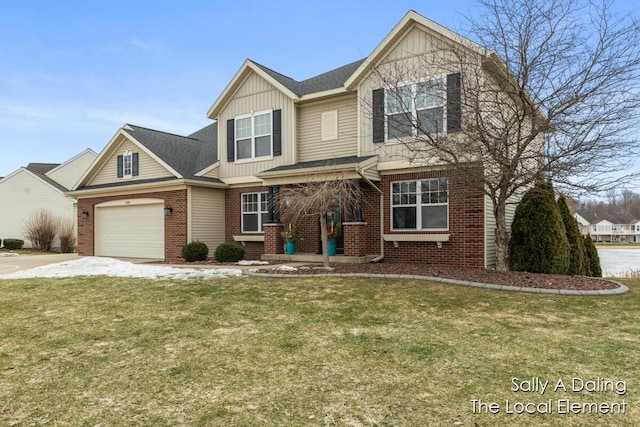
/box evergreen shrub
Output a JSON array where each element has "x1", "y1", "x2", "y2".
[
  {"x1": 3, "y1": 239, "x2": 25, "y2": 250},
  {"x1": 214, "y1": 243, "x2": 245, "y2": 263},
  {"x1": 557, "y1": 195, "x2": 588, "y2": 275},
  {"x1": 509, "y1": 181, "x2": 570, "y2": 274},
  {"x1": 181, "y1": 241, "x2": 209, "y2": 262}
]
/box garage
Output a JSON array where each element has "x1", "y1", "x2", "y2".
[{"x1": 95, "y1": 199, "x2": 165, "y2": 259}]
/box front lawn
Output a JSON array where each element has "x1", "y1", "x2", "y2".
[{"x1": 0, "y1": 276, "x2": 638, "y2": 426}]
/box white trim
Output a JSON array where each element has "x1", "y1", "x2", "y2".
[
  {"x1": 235, "y1": 110, "x2": 273, "y2": 161},
  {"x1": 233, "y1": 235, "x2": 265, "y2": 242},
  {"x1": 241, "y1": 191, "x2": 268, "y2": 233},
  {"x1": 344, "y1": 10, "x2": 489, "y2": 90},
  {"x1": 0, "y1": 167, "x2": 66, "y2": 195},
  {"x1": 44, "y1": 148, "x2": 98, "y2": 177},
  {"x1": 208, "y1": 60, "x2": 298, "y2": 119},
  {"x1": 95, "y1": 198, "x2": 164, "y2": 208},
  {"x1": 194, "y1": 161, "x2": 220, "y2": 177},
  {"x1": 390, "y1": 178, "x2": 449, "y2": 232}
]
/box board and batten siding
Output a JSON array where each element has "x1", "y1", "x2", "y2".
[
  {"x1": 90, "y1": 139, "x2": 173, "y2": 186},
  {"x1": 190, "y1": 186, "x2": 225, "y2": 251},
  {"x1": 218, "y1": 72, "x2": 295, "y2": 180},
  {"x1": 297, "y1": 93, "x2": 358, "y2": 162},
  {"x1": 358, "y1": 25, "x2": 473, "y2": 163}
]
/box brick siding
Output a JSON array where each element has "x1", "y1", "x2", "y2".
[
  {"x1": 76, "y1": 189, "x2": 187, "y2": 261},
  {"x1": 380, "y1": 167, "x2": 485, "y2": 268}
]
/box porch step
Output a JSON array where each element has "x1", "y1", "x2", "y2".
[{"x1": 261, "y1": 253, "x2": 379, "y2": 264}]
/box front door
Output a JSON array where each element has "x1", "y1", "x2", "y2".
[{"x1": 325, "y1": 206, "x2": 344, "y2": 255}]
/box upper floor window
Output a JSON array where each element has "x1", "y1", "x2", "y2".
[
  {"x1": 236, "y1": 111, "x2": 272, "y2": 160},
  {"x1": 391, "y1": 178, "x2": 448, "y2": 231},
  {"x1": 117, "y1": 151, "x2": 138, "y2": 178},
  {"x1": 227, "y1": 109, "x2": 281, "y2": 163},
  {"x1": 242, "y1": 192, "x2": 269, "y2": 233},
  {"x1": 372, "y1": 73, "x2": 460, "y2": 144},
  {"x1": 387, "y1": 79, "x2": 445, "y2": 140},
  {"x1": 123, "y1": 153, "x2": 133, "y2": 177}
]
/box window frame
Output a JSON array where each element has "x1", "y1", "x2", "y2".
[
  {"x1": 385, "y1": 76, "x2": 447, "y2": 142},
  {"x1": 122, "y1": 152, "x2": 133, "y2": 178},
  {"x1": 234, "y1": 110, "x2": 273, "y2": 162},
  {"x1": 390, "y1": 178, "x2": 449, "y2": 232},
  {"x1": 241, "y1": 192, "x2": 269, "y2": 233}
]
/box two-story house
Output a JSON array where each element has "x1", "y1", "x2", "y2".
[
  {"x1": 69, "y1": 11, "x2": 518, "y2": 268},
  {"x1": 574, "y1": 211, "x2": 640, "y2": 243}
]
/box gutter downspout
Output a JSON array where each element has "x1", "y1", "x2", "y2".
[{"x1": 356, "y1": 165, "x2": 384, "y2": 263}]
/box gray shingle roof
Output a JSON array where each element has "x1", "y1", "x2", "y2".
[
  {"x1": 260, "y1": 155, "x2": 376, "y2": 174},
  {"x1": 577, "y1": 210, "x2": 640, "y2": 225},
  {"x1": 251, "y1": 58, "x2": 366, "y2": 96},
  {"x1": 25, "y1": 163, "x2": 69, "y2": 192},
  {"x1": 124, "y1": 123, "x2": 218, "y2": 180}
]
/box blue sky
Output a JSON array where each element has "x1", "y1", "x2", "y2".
[{"x1": 1, "y1": 0, "x2": 638, "y2": 189}]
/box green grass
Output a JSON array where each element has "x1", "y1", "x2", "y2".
[{"x1": 0, "y1": 276, "x2": 638, "y2": 426}]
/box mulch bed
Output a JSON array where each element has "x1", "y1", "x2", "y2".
[
  {"x1": 254, "y1": 262, "x2": 621, "y2": 291},
  {"x1": 161, "y1": 258, "x2": 620, "y2": 291}
]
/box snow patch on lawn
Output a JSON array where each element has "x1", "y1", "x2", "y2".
[
  {"x1": 236, "y1": 260, "x2": 269, "y2": 266},
  {"x1": 0, "y1": 257, "x2": 242, "y2": 280},
  {"x1": 276, "y1": 265, "x2": 298, "y2": 272}
]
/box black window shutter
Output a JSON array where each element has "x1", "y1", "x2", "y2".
[
  {"x1": 267, "y1": 186, "x2": 280, "y2": 223},
  {"x1": 226, "y1": 119, "x2": 235, "y2": 162},
  {"x1": 132, "y1": 152, "x2": 139, "y2": 176},
  {"x1": 117, "y1": 155, "x2": 123, "y2": 178},
  {"x1": 447, "y1": 73, "x2": 461, "y2": 132},
  {"x1": 272, "y1": 109, "x2": 282, "y2": 156},
  {"x1": 372, "y1": 88, "x2": 385, "y2": 143}
]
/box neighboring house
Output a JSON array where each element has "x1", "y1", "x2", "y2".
[
  {"x1": 574, "y1": 211, "x2": 640, "y2": 243},
  {"x1": 70, "y1": 11, "x2": 525, "y2": 267},
  {"x1": 0, "y1": 149, "x2": 97, "y2": 249}
]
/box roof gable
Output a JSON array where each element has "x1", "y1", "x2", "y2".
[
  {"x1": 74, "y1": 123, "x2": 218, "y2": 190},
  {"x1": 345, "y1": 10, "x2": 489, "y2": 90},
  {"x1": 0, "y1": 167, "x2": 67, "y2": 194},
  {"x1": 207, "y1": 58, "x2": 366, "y2": 119}
]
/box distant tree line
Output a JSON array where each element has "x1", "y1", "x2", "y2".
[{"x1": 578, "y1": 189, "x2": 640, "y2": 219}]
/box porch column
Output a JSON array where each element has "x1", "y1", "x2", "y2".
[
  {"x1": 263, "y1": 223, "x2": 284, "y2": 254},
  {"x1": 343, "y1": 221, "x2": 367, "y2": 257}
]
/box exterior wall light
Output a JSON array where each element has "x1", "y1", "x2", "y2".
[
  {"x1": 164, "y1": 206, "x2": 173, "y2": 216},
  {"x1": 81, "y1": 210, "x2": 90, "y2": 219}
]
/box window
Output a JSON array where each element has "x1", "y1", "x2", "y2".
[
  {"x1": 386, "y1": 78, "x2": 445, "y2": 140},
  {"x1": 391, "y1": 178, "x2": 448, "y2": 230},
  {"x1": 242, "y1": 192, "x2": 269, "y2": 233},
  {"x1": 236, "y1": 111, "x2": 272, "y2": 160},
  {"x1": 117, "y1": 152, "x2": 138, "y2": 178},
  {"x1": 123, "y1": 153, "x2": 133, "y2": 177}
]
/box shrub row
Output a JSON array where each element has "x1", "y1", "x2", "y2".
[
  {"x1": 180, "y1": 241, "x2": 246, "y2": 263},
  {"x1": 2, "y1": 239, "x2": 24, "y2": 250},
  {"x1": 509, "y1": 180, "x2": 601, "y2": 277}
]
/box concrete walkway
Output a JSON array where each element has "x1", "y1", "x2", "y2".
[{"x1": 0, "y1": 253, "x2": 79, "y2": 275}]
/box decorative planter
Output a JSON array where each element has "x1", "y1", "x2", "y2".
[
  {"x1": 285, "y1": 239, "x2": 296, "y2": 255},
  {"x1": 327, "y1": 238, "x2": 337, "y2": 256}
]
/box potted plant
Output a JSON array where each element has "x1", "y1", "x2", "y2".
[
  {"x1": 327, "y1": 222, "x2": 341, "y2": 256},
  {"x1": 281, "y1": 224, "x2": 299, "y2": 255}
]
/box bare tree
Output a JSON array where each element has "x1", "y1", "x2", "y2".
[
  {"x1": 23, "y1": 209, "x2": 59, "y2": 252},
  {"x1": 279, "y1": 174, "x2": 363, "y2": 269},
  {"x1": 369, "y1": 0, "x2": 640, "y2": 271}
]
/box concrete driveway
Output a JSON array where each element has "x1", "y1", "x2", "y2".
[{"x1": 0, "y1": 253, "x2": 79, "y2": 275}]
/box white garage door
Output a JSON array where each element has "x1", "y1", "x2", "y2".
[{"x1": 96, "y1": 203, "x2": 164, "y2": 259}]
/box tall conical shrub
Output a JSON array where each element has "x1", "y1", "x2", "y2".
[
  {"x1": 583, "y1": 234, "x2": 602, "y2": 277},
  {"x1": 557, "y1": 195, "x2": 588, "y2": 275},
  {"x1": 509, "y1": 180, "x2": 570, "y2": 274}
]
